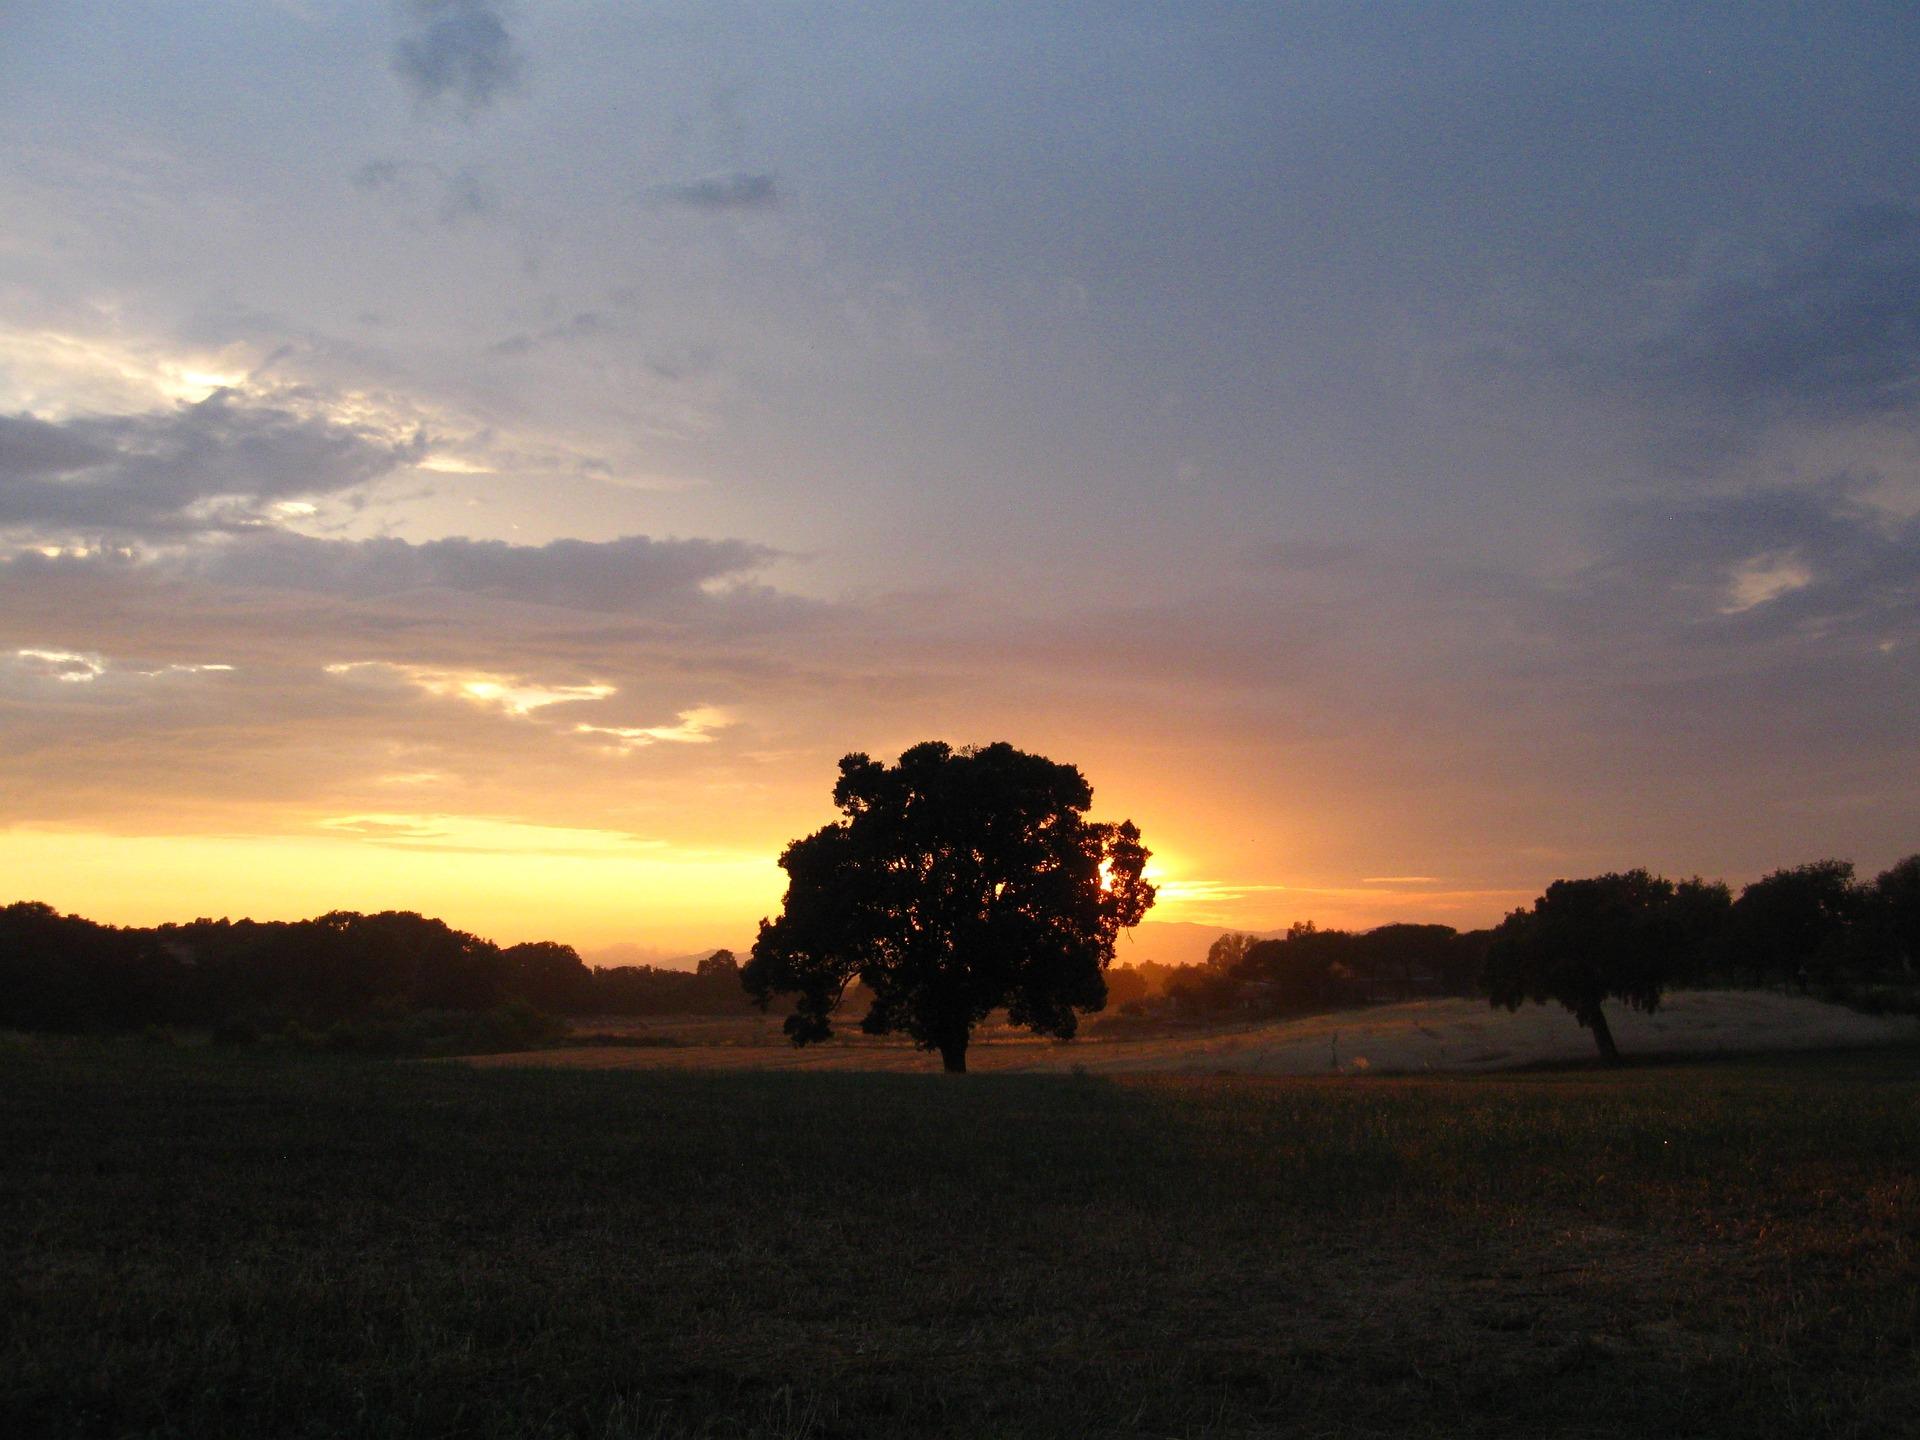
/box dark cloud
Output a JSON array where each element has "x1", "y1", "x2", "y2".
[
  {"x1": 1641, "y1": 205, "x2": 1920, "y2": 423},
  {"x1": 1482, "y1": 484, "x2": 1920, "y2": 815},
  {"x1": 1583, "y1": 482, "x2": 1919, "y2": 644},
  {"x1": 187, "y1": 531, "x2": 776, "y2": 612},
  {"x1": 393, "y1": 0, "x2": 523, "y2": 112},
  {"x1": 0, "y1": 496, "x2": 1910, "y2": 869},
  {"x1": 0, "y1": 525, "x2": 836, "y2": 831},
  {"x1": 0, "y1": 413, "x2": 113, "y2": 478},
  {"x1": 0, "y1": 532, "x2": 823, "y2": 691},
  {"x1": 652, "y1": 173, "x2": 780, "y2": 211},
  {"x1": 0, "y1": 393, "x2": 425, "y2": 539}
]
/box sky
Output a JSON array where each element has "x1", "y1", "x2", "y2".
[{"x1": 2, "y1": 2, "x2": 1917, "y2": 964}]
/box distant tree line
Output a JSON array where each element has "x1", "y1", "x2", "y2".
[
  {"x1": 0, "y1": 905, "x2": 755, "y2": 1039},
  {"x1": 1104, "y1": 921, "x2": 1491, "y2": 1019},
  {"x1": 1484, "y1": 857, "x2": 1919, "y2": 1061},
  {"x1": 1102, "y1": 855, "x2": 1919, "y2": 1046},
  {"x1": 3, "y1": 852, "x2": 1912, "y2": 1059}
]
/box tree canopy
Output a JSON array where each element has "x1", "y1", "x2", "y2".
[
  {"x1": 742, "y1": 741, "x2": 1156, "y2": 1071},
  {"x1": 1484, "y1": 871, "x2": 1723, "y2": 1063},
  {"x1": 1875, "y1": 856, "x2": 1920, "y2": 975},
  {"x1": 1732, "y1": 860, "x2": 1865, "y2": 990},
  {"x1": 0, "y1": 905, "x2": 763, "y2": 1036}
]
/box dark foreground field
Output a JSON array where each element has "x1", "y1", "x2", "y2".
[{"x1": 4, "y1": 1039, "x2": 1917, "y2": 1439}]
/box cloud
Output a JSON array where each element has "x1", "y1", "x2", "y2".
[
  {"x1": 393, "y1": 0, "x2": 523, "y2": 112},
  {"x1": 651, "y1": 173, "x2": 780, "y2": 211},
  {"x1": 4, "y1": 646, "x2": 233, "y2": 688},
  {"x1": 185, "y1": 531, "x2": 777, "y2": 612},
  {"x1": 1584, "y1": 481, "x2": 1919, "y2": 644},
  {"x1": 325, "y1": 661, "x2": 615, "y2": 716},
  {"x1": 1639, "y1": 204, "x2": 1920, "y2": 424},
  {"x1": 0, "y1": 529, "x2": 825, "y2": 703},
  {"x1": 316, "y1": 813, "x2": 668, "y2": 857},
  {"x1": 1720, "y1": 553, "x2": 1813, "y2": 615},
  {"x1": 10, "y1": 646, "x2": 105, "y2": 683},
  {"x1": 0, "y1": 413, "x2": 112, "y2": 477},
  {"x1": 0, "y1": 391, "x2": 425, "y2": 539},
  {"x1": 575, "y1": 704, "x2": 733, "y2": 750},
  {"x1": 0, "y1": 536, "x2": 826, "y2": 835}
]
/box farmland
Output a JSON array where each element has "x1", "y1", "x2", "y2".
[{"x1": 4, "y1": 1034, "x2": 1917, "y2": 1437}]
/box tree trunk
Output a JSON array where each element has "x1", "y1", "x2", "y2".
[
  {"x1": 1587, "y1": 1004, "x2": 1622, "y2": 1065},
  {"x1": 939, "y1": 1035, "x2": 968, "y2": 1073}
]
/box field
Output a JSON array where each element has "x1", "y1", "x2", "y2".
[
  {"x1": 4, "y1": 1036, "x2": 1918, "y2": 1438},
  {"x1": 479, "y1": 991, "x2": 1914, "y2": 1074}
]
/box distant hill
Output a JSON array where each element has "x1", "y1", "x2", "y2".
[{"x1": 582, "y1": 941, "x2": 752, "y2": 972}]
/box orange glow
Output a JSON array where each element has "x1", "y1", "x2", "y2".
[{"x1": 0, "y1": 823, "x2": 782, "y2": 953}]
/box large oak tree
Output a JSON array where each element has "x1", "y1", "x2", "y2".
[{"x1": 743, "y1": 741, "x2": 1155, "y2": 1072}]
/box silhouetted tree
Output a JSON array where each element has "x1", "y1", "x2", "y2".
[
  {"x1": 1127, "y1": 959, "x2": 1180, "y2": 997},
  {"x1": 1873, "y1": 855, "x2": 1920, "y2": 976},
  {"x1": 743, "y1": 741, "x2": 1156, "y2": 1072},
  {"x1": 1103, "y1": 964, "x2": 1151, "y2": 1010},
  {"x1": 1733, "y1": 861, "x2": 1862, "y2": 990},
  {"x1": 1205, "y1": 931, "x2": 1259, "y2": 971},
  {"x1": 502, "y1": 940, "x2": 594, "y2": 1012},
  {"x1": 0, "y1": 901, "x2": 168, "y2": 1031},
  {"x1": 1668, "y1": 876, "x2": 1734, "y2": 982},
  {"x1": 1485, "y1": 871, "x2": 1694, "y2": 1063},
  {"x1": 1452, "y1": 929, "x2": 1494, "y2": 993},
  {"x1": 1163, "y1": 962, "x2": 1243, "y2": 1015},
  {"x1": 1233, "y1": 922, "x2": 1353, "y2": 1013},
  {"x1": 695, "y1": 948, "x2": 739, "y2": 980},
  {"x1": 693, "y1": 949, "x2": 746, "y2": 1006},
  {"x1": 1351, "y1": 923, "x2": 1459, "y2": 993},
  {"x1": 0, "y1": 903, "x2": 598, "y2": 1034}
]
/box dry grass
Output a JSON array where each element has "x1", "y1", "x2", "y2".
[
  {"x1": 477, "y1": 990, "x2": 1915, "y2": 1074},
  {"x1": 3, "y1": 1037, "x2": 1916, "y2": 1437}
]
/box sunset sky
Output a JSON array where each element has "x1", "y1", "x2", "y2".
[{"x1": 2, "y1": 3, "x2": 1917, "y2": 963}]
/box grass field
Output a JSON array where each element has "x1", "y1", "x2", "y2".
[
  {"x1": 481, "y1": 991, "x2": 1916, "y2": 1074},
  {"x1": 4, "y1": 1037, "x2": 1917, "y2": 1438}
]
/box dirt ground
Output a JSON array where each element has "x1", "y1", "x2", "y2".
[{"x1": 464, "y1": 990, "x2": 1916, "y2": 1073}]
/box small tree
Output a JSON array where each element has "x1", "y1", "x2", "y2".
[
  {"x1": 695, "y1": 949, "x2": 739, "y2": 980},
  {"x1": 1485, "y1": 870, "x2": 1692, "y2": 1064},
  {"x1": 1205, "y1": 932, "x2": 1259, "y2": 971},
  {"x1": 743, "y1": 741, "x2": 1155, "y2": 1072}
]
